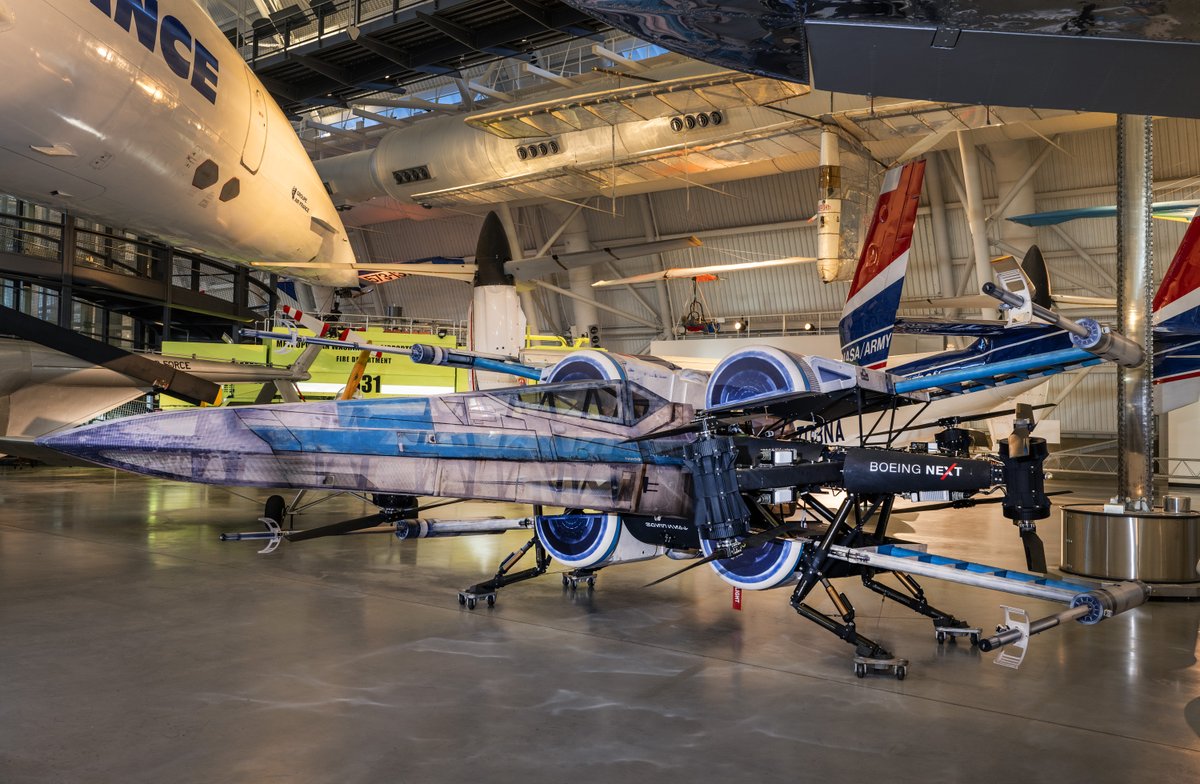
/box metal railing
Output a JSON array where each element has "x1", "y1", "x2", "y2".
[
  {"x1": 1045, "y1": 440, "x2": 1200, "y2": 483},
  {"x1": 267, "y1": 309, "x2": 468, "y2": 340}
]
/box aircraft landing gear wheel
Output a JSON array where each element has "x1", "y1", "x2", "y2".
[
  {"x1": 854, "y1": 663, "x2": 866, "y2": 678},
  {"x1": 895, "y1": 665, "x2": 907, "y2": 681},
  {"x1": 264, "y1": 495, "x2": 286, "y2": 525}
]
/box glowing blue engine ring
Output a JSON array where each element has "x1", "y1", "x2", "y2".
[
  {"x1": 701, "y1": 537, "x2": 802, "y2": 591},
  {"x1": 535, "y1": 513, "x2": 622, "y2": 568},
  {"x1": 543, "y1": 350, "x2": 626, "y2": 384},
  {"x1": 705, "y1": 347, "x2": 814, "y2": 408}
]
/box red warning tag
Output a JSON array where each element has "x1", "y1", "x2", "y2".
[{"x1": 732, "y1": 587, "x2": 743, "y2": 611}]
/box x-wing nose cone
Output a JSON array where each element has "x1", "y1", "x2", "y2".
[{"x1": 474, "y1": 211, "x2": 513, "y2": 288}]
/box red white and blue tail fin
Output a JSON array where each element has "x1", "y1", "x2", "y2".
[
  {"x1": 838, "y1": 160, "x2": 926, "y2": 368},
  {"x1": 1152, "y1": 210, "x2": 1200, "y2": 334}
]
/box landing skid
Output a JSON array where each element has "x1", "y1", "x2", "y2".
[
  {"x1": 458, "y1": 532, "x2": 551, "y2": 610},
  {"x1": 786, "y1": 492, "x2": 979, "y2": 677}
]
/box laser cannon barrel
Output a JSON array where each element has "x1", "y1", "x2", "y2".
[
  {"x1": 978, "y1": 581, "x2": 1150, "y2": 652},
  {"x1": 982, "y1": 282, "x2": 1143, "y2": 367},
  {"x1": 408, "y1": 344, "x2": 542, "y2": 380}
]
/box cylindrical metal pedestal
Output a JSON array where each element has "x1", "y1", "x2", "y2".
[{"x1": 1061, "y1": 504, "x2": 1200, "y2": 583}]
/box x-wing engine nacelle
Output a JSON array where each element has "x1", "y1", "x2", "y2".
[
  {"x1": 534, "y1": 513, "x2": 697, "y2": 569},
  {"x1": 542, "y1": 349, "x2": 708, "y2": 407}
]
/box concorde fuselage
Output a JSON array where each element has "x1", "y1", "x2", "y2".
[{"x1": 0, "y1": 0, "x2": 358, "y2": 286}]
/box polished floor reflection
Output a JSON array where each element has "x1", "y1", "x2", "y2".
[{"x1": 1, "y1": 467, "x2": 1198, "y2": 783}]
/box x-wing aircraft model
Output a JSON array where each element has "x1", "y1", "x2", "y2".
[
  {"x1": 0, "y1": 0, "x2": 358, "y2": 286},
  {"x1": 37, "y1": 295, "x2": 1151, "y2": 675}
]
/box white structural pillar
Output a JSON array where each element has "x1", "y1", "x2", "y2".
[
  {"x1": 923, "y1": 155, "x2": 957, "y2": 306},
  {"x1": 640, "y1": 194, "x2": 675, "y2": 338},
  {"x1": 545, "y1": 203, "x2": 601, "y2": 345},
  {"x1": 988, "y1": 140, "x2": 1038, "y2": 257},
  {"x1": 957, "y1": 131, "x2": 997, "y2": 319},
  {"x1": 1115, "y1": 115, "x2": 1156, "y2": 510}
]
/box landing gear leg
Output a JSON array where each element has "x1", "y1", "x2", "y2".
[
  {"x1": 458, "y1": 534, "x2": 551, "y2": 610},
  {"x1": 788, "y1": 493, "x2": 908, "y2": 678},
  {"x1": 861, "y1": 571, "x2": 980, "y2": 645}
]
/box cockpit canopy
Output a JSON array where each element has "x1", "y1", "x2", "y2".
[{"x1": 479, "y1": 379, "x2": 668, "y2": 426}]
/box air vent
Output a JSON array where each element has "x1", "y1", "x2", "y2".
[
  {"x1": 516, "y1": 138, "x2": 562, "y2": 161},
  {"x1": 392, "y1": 165, "x2": 431, "y2": 185},
  {"x1": 669, "y1": 111, "x2": 723, "y2": 133}
]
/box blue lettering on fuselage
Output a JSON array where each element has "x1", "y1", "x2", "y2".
[{"x1": 90, "y1": 0, "x2": 219, "y2": 105}]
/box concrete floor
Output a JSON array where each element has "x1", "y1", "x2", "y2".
[{"x1": 1, "y1": 467, "x2": 1199, "y2": 783}]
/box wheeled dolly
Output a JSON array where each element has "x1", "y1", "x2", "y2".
[
  {"x1": 935, "y1": 626, "x2": 982, "y2": 645},
  {"x1": 457, "y1": 590, "x2": 496, "y2": 610},
  {"x1": 853, "y1": 656, "x2": 909, "y2": 680},
  {"x1": 562, "y1": 570, "x2": 597, "y2": 591},
  {"x1": 458, "y1": 523, "x2": 551, "y2": 610}
]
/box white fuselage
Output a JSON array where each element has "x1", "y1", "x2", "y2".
[{"x1": 0, "y1": 0, "x2": 357, "y2": 286}]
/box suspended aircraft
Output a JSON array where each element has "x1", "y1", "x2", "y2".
[
  {"x1": 557, "y1": 1, "x2": 1200, "y2": 120},
  {"x1": 0, "y1": 0, "x2": 359, "y2": 286},
  {"x1": 38, "y1": 159, "x2": 1180, "y2": 677}
]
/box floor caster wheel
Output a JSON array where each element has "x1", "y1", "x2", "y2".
[
  {"x1": 467, "y1": 597, "x2": 477, "y2": 610},
  {"x1": 586, "y1": 576, "x2": 596, "y2": 588},
  {"x1": 970, "y1": 633, "x2": 981, "y2": 646},
  {"x1": 854, "y1": 663, "x2": 866, "y2": 679},
  {"x1": 936, "y1": 631, "x2": 946, "y2": 644},
  {"x1": 458, "y1": 594, "x2": 466, "y2": 606},
  {"x1": 486, "y1": 595, "x2": 495, "y2": 607},
  {"x1": 562, "y1": 574, "x2": 569, "y2": 587},
  {"x1": 895, "y1": 665, "x2": 907, "y2": 681}
]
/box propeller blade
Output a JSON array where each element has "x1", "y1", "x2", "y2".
[
  {"x1": 283, "y1": 513, "x2": 389, "y2": 542},
  {"x1": 1020, "y1": 526, "x2": 1049, "y2": 573},
  {"x1": 644, "y1": 521, "x2": 808, "y2": 587}
]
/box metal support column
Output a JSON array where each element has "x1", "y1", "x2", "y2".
[
  {"x1": 1059, "y1": 116, "x2": 1200, "y2": 587},
  {"x1": 1116, "y1": 115, "x2": 1155, "y2": 511},
  {"x1": 957, "y1": 131, "x2": 997, "y2": 319},
  {"x1": 58, "y1": 212, "x2": 75, "y2": 329}
]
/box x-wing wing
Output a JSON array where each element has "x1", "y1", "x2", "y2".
[{"x1": 37, "y1": 309, "x2": 1148, "y2": 673}]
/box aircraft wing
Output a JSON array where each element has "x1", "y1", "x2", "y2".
[
  {"x1": 261, "y1": 237, "x2": 702, "y2": 282},
  {"x1": 410, "y1": 117, "x2": 821, "y2": 208},
  {"x1": 592, "y1": 255, "x2": 816, "y2": 287},
  {"x1": 254, "y1": 261, "x2": 477, "y2": 282},
  {"x1": 893, "y1": 317, "x2": 1022, "y2": 337},
  {"x1": 1008, "y1": 201, "x2": 1200, "y2": 227},
  {"x1": 909, "y1": 293, "x2": 1116, "y2": 310},
  {"x1": 506, "y1": 236, "x2": 702, "y2": 280},
  {"x1": 465, "y1": 70, "x2": 808, "y2": 139}
]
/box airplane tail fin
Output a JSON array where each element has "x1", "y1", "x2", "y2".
[
  {"x1": 1021, "y1": 245, "x2": 1054, "y2": 310},
  {"x1": 839, "y1": 160, "x2": 926, "y2": 367},
  {"x1": 1153, "y1": 210, "x2": 1200, "y2": 333}
]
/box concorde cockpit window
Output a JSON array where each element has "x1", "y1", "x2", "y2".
[{"x1": 500, "y1": 380, "x2": 665, "y2": 425}]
